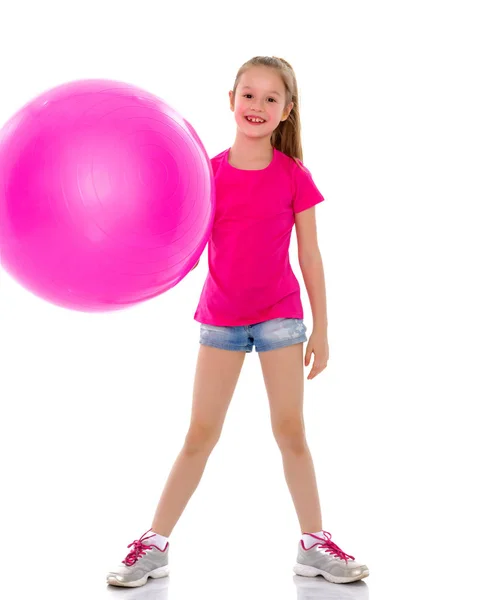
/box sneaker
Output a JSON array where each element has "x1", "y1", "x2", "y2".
[
  {"x1": 106, "y1": 528, "x2": 169, "y2": 587},
  {"x1": 293, "y1": 531, "x2": 369, "y2": 583}
]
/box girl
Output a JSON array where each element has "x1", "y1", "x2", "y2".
[{"x1": 107, "y1": 56, "x2": 369, "y2": 587}]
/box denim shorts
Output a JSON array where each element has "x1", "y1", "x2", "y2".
[{"x1": 199, "y1": 318, "x2": 308, "y2": 353}]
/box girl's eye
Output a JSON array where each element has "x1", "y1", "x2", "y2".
[{"x1": 243, "y1": 94, "x2": 276, "y2": 102}]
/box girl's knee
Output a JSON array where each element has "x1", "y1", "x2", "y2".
[
  {"x1": 184, "y1": 423, "x2": 220, "y2": 453},
  {"x1": 273, "y1": 421, "x2": 307, "y2": 452}
]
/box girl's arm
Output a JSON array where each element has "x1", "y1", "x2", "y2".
[{"x1": 295, "y1": 207, "x2": 328, "y2": 331}]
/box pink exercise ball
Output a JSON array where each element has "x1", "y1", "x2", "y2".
[{"x1": 0, "y1": 79, "x2": 215, "y2": 312}]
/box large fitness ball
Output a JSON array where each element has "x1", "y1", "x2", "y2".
[{"x1": 0, "y1": 79, "x2": 215, "y2": 312}]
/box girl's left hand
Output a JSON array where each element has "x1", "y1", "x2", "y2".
[{"x1": 305, "y1": 330, "x2": 329, "y2": 380}]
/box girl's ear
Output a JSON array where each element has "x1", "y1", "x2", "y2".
[
  {"x1": 282, "y1": 101, "x2": 294, "y2": 121},
  {"x1": 229, "y1": 90, "x2": 235, "y2": 111}
]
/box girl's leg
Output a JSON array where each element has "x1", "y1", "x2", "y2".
[
  {"x1": 258, "y1": 343, "x2": 323, "y2": 533},
  {"x1": 151, "y1": 345, "x2": 246, "y2": 537}
]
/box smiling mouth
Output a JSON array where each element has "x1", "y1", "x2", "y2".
[{"x1": 245, "y1": 116, "x2": 265, "y2": 124}]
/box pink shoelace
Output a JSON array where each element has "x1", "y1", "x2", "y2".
[
  {"x1": 122, "y1": 529, "x2": 161, "y2": 566},
  {"x1": 305, "y1": 531, "x2": 355, "y2": 563}
]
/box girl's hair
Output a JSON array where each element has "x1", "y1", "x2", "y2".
[{"x1": 231, "y1": 56, "x2": 303, "y2": 163}]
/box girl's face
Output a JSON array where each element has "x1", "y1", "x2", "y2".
[{"x1": 229, "y1": 66, "x2": 293, "y2": 139}]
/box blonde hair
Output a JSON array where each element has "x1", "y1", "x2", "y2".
[{"x1": 231, "y1": 55, "x2": 304, "y2": 163}]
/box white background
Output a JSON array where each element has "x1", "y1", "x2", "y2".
[{"x1": 0, "y1": 1, "x2": 478, "y2": 599}]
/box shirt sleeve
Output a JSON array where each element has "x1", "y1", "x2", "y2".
[{"x1": 292, "y1": 160, "x2": 325, "y2": 214}]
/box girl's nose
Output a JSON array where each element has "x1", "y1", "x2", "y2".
[{"x1": 250, "y1": 99, "x2": 265, "y2": 111}]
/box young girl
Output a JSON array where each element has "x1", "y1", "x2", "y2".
[{"x1": 107, "y1": 56, "x2": 369, "y2": 587}]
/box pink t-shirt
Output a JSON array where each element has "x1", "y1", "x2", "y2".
[{"x1": 193, "y1": 147, "x2": 325, "y2": 326}]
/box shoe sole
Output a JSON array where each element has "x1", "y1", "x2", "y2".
[
  {"x1": 107, "y1": 565, "x2": 169, "y2": 587},
  {"x1": 293, "y1": 563, "x2": 369, "y2": 583}
]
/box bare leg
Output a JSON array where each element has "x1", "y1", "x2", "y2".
[
  {"x1": 151, "y1": 345, "x2": 246, "y2": 537},
  {"x1": 259, "y1": 343, "x2": 323, "y2": 533}
]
